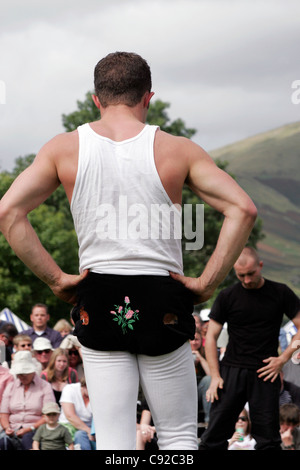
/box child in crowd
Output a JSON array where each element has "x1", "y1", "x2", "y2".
[
  {"x1": 10, "y1": 334, "x2": 42, "y2": 374},
  {"x1": 13, "y1": 334, "x2": 32, "y2": 352},
  {"x1": 32, "y1": 402, "x2": 74, "y2": 450},
  {"x1": 280, "y1": 403, "x2": 300, "y2": 450},
  {"x1": 228, "y1": 408, "x2": 256, "y2": 450},
  {"x1": 53, "y1": 319, "x2": 73, "y2": 338}
]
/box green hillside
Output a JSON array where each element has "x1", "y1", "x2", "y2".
[{"x1": 210, "y1": 121, "x2": 300, "y2": 296}]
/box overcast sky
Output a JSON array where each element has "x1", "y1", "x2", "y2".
[{"x1": 0, "y1": 0, "x2": 299, "y2": 171}]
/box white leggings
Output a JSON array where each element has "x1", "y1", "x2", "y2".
[{"x1": 81, "y1": 342, "x2": 198, "y2": 450}]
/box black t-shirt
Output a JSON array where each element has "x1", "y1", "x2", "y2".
[{"x1": 209, "y1": 279, "x2": 300, "y2": 369}]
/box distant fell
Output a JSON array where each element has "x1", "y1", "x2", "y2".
[{"x1": 210, "y1": 121, "x2": 300, "y2": 295}]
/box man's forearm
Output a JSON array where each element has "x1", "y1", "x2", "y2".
[
  {"x1": 204, "y1": 336, "x2": 221, "y2": 379},
  {"x1": 199, "y1": 205, "x2": 256, "y2": 293}
]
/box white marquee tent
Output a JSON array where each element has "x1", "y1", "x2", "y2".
[{"x1": 0, "y1": 307, "x2": 30, "y2": 332}]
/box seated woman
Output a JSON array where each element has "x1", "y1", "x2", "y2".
[
  {"x1": 40, "y1": 348, "x2": 78, "y2": 405},
  {"x1": 59, "y1": 377, "x2": 96, "y2": 450},
  {"x1": 0, "y1": 351, "x2": 55, "y2": 450}
]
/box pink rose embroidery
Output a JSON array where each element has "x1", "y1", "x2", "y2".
[
  {"x1": 110, "y1": 297, "x2": 139, "y2": 334},
  {"x1": 125, "y1": 310, "x2": 134, "y2": 319}
]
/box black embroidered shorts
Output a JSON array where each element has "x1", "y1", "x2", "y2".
[{"x1": 71, "y1": 272, "x2": 195, "y2": 356}]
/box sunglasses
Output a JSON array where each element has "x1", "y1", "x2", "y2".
[
  {"x1": 69, "y1": 350, "x2": 79, "y2": 356},
  {"x1": 36, "y1": 349, "x2": 51, "y2": 354},
  {"x1": 237, "y1": 416, "x2": 248, "y2": 422}
]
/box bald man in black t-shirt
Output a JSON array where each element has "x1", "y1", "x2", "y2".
[{"x1": 199, "y1": 247, "x2": 300, "y2": 450}]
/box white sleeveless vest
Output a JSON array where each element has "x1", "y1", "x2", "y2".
[{"x1": 70, "y1": 123, "x2": 183, "y2": 276}]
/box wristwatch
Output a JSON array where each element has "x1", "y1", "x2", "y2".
[{"x1": 30, "y1": 425, "x2": 35, "y2": 432}]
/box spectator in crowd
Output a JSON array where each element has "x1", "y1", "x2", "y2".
[
  {"x1": 23, "y1": 303, "x2": 62, "y2": 348},
  {"x1": 0, "y1": 322, "x2": 18, "y2": 346},
  {"x1": 32, "y1": 402, "x2": 74, "y2": 450},
  {"x1": 53, "y1": 318, "x2": 73, "y2": 338},
  {"x1": 0, "y1": 364, "x2": 14, "y2": 401},
  {"x1": 0, "y1": 350, "x2": 55, "y2": 450},
  {"x1": 33, "y1": 337, "x2": 53, "y2": 371},
  {"x1": 279, "y1": 323, "x2": 297, "y2": 353},
  {"x1": 190, "y1": 329, "x2": 211, "y2": 424},
  {"x1": 228, "y1": 408, "x2": 256, "y2": 450},
  {"x1": 40, "y1": 347, "x2": 78, "y2": 405},
  {"x1": 192, "y1": 312, "x2": 201, "y2": 331},
  {"x1": 0, "y1": 323, "x2": 18, "y2": 366},
  {"x1": 10, "y1": 334, "x2": 42, "y2": 375},
  {"x1": 12, "y1": 333, "x2": 32, "y2": 353},
  {"x1": 199, "y1": 309, "x2": 210, "y2": 349},
  {"x1": 0, "y1": 329, "x2": 11, "y2": 366},
  {"x1": 280, "y1": 403, "x2": 300, "y2": 450},
  {"x1": 59, "y1": 377, "x2": 95, "y2": 450},
  {"x1": 136, "y1": 403, "x2": 157, "y2": 451},
  {"x1": 60, "y1": 335, "x2": 84, "y2": 380},
  {"x1": 282, "y1": 349, "x2": 300, "y2": 389},
  {"x1": 0, "y1": 329, "x2": 9, "y2": 345}
]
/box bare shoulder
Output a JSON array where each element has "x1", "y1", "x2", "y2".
[
  {"x1": 155, "y1": 128, "x2": 194, "y2": 151},
  {"x1": 32, "y1": 131, "x2": 79, "y2": 201},
  {"x1": 37, "y1": 130, "x2": 79, "y2": 160},
  {"x1": 153, "y1": 130, "x2": 213, "y2": 204},
  {"x1": 155, "y1": 129, "x2": 213, "y2": 163}
]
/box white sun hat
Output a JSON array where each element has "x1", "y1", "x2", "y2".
[{"x1": 12, "y1": 350, "x2": 36, "y2": 374}]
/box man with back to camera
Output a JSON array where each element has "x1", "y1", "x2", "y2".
[
  {"x1": 0, "y1": 52, "x2": 257, "y2": 449},
  {"x1": 199, "y1": 246, "x2": 300, "y2": 450}
]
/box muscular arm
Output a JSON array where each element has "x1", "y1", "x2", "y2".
[
  {"x1": 0, "y1": 135, "x2": 87, "y2": 303},
  {"x1": 170, "y1": 139, "x2": 257, "y2": 303}
]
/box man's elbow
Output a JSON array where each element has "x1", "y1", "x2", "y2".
[
  {"x1": 240, "y1": 198, "x2": 257, "y2": 229},
  {"x1": 246, "y1": 199, "x2": 257, "y2": 222},
  {"x1": 0, "y1": 202, "x2": 10, "y2": 233},
  {"x1": 0, "y1": 201, "x2": 20, "y2": 236}
]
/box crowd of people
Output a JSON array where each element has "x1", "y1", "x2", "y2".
[
  {"x1": 0, "y1": 303, "x2": 96, "y2": 450},
  {"x1": 1, "y1": 277, "x2": 300, "y2": 452},
  {"x1": 0, "y1": 302, "x2": 160, "y2": 450}
]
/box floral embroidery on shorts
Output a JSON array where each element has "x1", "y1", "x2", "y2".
[
  {"x1": 79, "y1": 306, "x2": 89, "y2": 325},
  {"x1": 110, "y1": 296, "x2": 139, "y2": 334}
]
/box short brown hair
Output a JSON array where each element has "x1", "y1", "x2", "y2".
[
  {"x1": 280, "y1": 403, "x2": 300, "y2": 425},
  {"x1": 94, "y1": 51, "x2": 152, "y2": 108}
]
